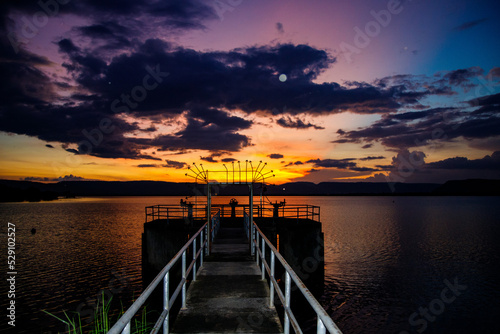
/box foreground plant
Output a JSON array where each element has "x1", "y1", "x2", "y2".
[{"x1": 43, "y1": 293, "x2": 153, "y2": 334}]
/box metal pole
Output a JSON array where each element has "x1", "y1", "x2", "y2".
[
  {"x1": 207, "y1": 183, "x2": 211, "y2": 253},
  {"x1": 122, "y1": 322, "x2": 131, "y2": 334},
  {"x1": 261, "y1": 237, "x2": 265, "y2": 280},
  {"x1": 205, "y1": 224, "x2": 209, "y2": 256},
  {"x1": 249, "y1": 184, "x2": 254, "y2": 256},
  {"x1": 182, "y1": 251, "x2": 186, "y2": 309},
  {"x1": 317, "y1": 317, "x2": 326, "y2": 334},
  {"x1": 284, "y1": 272, "x2": 291, "y2": 334},
  {"x1": 193, "y1": 238, "x2": 197, "y2": 281},
  {"x1": 163, "y1": 272, "x2": 169, "y2": 333},
  {"x1": 200, "y1": 230, "x2": 204, "y2": 266},
  {"x1": 269, "y1": 252, "x2": 275, "y2": 307},
  {"x1": 256, "y1": 233, "x2": 259, "y2": 265}
]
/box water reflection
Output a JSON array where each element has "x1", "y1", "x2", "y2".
[{"x1": 1, "y1": 196, "x2": 499, "y2": 333}]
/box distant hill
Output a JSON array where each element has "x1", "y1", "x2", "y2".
[
  {"x1": 432, "y1": 179, "x2": 500, "y2": 196},
  {"x1": 265, "y1": 181, "x2": 440, "y2": 195},
  {"x1": 0, "y1": 182, "x2": 59, "y2": 202},
  {"x1": 0, "y1": 178, "x2": 498, "y2": 202}
]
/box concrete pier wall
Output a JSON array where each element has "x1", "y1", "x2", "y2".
[
  {"x1": 142, "y1": 216, "x2": 324, "y2": 297},
  {"x1": 256, "y1": 218, "x2": 325, "y2": 297},
  {"x1": 142, "y1": 219, "x2": 204, "y2": 286}
]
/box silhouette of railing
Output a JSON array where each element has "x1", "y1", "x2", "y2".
[{"x1": 145, "y1": 203, "x2": 320, "y2": 223}]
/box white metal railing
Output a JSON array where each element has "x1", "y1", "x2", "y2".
[
  {"x1": 244, "y1": 212, "x2": 343, "y2": 334},
  {"x1": 108, "y1": 210, "x2": 221, "y2": 334}
]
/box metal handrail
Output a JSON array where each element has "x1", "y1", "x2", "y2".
[
  {"x1": 108, "y1": 210, "x2": 221, "y2": 334},
  {"x1": 145, "y1": 205, "x2": 209, "y2": 223},
  {"x1": 146, "y1": 204, "x2": 320, "y2": 223},
  {"x1": 244, "y1": 212, "x2": 342, "y2": 334}
]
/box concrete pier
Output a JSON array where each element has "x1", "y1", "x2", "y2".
[{"x1": 171, "y1": 221, "x2": 283, "y2": 333}]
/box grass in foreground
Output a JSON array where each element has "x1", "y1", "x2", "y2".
[{"x1": 43, "y1": 293, "x2": 153, "y2": 334}]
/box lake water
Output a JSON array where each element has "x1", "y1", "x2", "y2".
[{"x1": 1, "y1": 196, "x2": 499, "y2": 333}]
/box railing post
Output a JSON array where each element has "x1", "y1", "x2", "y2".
[
  {"x1": 122, "y1": 321, "x2": 131, "y2": 334},
  {"x1": 256, "y1": 233, "x2": 259, "y2": 265},
  {"x1": 284, "y1": 272, "x2": 291, "y2": 334},
  {"x1": 193, "y1": 238, "x2": 197, "y2": 281},
  {"x1": 205, "y1": 224, "x2": 210, "y2": 256},
  {"x1": 249, "y1": 184, "x2": 254, "y2": 256},
  {"x1": 211, "y1": 216, "x2": 215, "y2": 241},
  {"x1": 261, "y1": 237, "x2": 265, "y2": 280},
  {"x1": 200, "y1": 230, "x2": 204, "y2": 267},
  {"x1": 269, "y1": 252, "x2": 275, "y2": 307},
  {"x1": 163, "y1": 272, "x2": 170, "y2": 334},
  {"x1": 207, "y1": 183, "x2": 211, "y2": 253},
  {"x1": 251, "y1": 223, "x2": 255, "y2": 256},
  {"x1": 182, "y1": 250, "x2": 187, "y2": 309},
  {"x1": 317, "y1": 317, "x2": 326, "y2": 334}
]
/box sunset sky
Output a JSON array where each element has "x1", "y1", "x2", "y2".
[{"x1": 1, "y1": 0, "x2": 499, "y2": 184}]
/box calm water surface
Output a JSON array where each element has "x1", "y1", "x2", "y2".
[{"x1": 1, "y1": 196, "x2": 499, "y2": 333}]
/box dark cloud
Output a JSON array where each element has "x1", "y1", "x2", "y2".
[
  {"x1": 268, "y1": 154, "x2": 284, "y2": 159},
  {"x1": 468, "y1": 92, "x2": 500, "y2": 108},
  {"x1": 382, "y1": 150, "x2": 500, "y2": 183},
  {"x1": 137, "y1": 164, "x2": 158, "y2": 168},
  {"x1": 350, "y1": 166, "x2": 379, "y2": 172},
  {"x1": 276, "y1": 22, "x2": 284, "y2": 34},
  {"x1": 301, "y1": 157, "x2": 384, "y2": 175},
  {"x1": 221, "y1": 158, "x2": 237, "y2": 163},
  {"x1": 442, "y1": 67, "x2": 484, "y2": 87},
  {"x1": 189, "y1": 107, "x2": 252, "y2": 131},
  {"x1": 454, "y1": 18, "x2": 489, "y2": 31},
  {"x1": 359, "y1": 156, "x2": 385, "y2": 161},
  {"x1": 382, "y1": 149, "x2": 427, "y2": 183},
  {"x1": 164, "y1": 159, "x2": 186, "y2": 169},
  {"x1": 375, "y1": 164, "x2": 393, "y2": 169},
  {"x1": 200, "y1": 156, "x2": 217, "y2": 163},
  {"x1": 426, "y1": 151, "x2": 500, "y2": 170},
  {"x1": 4, "y1": 0, "x2": 217, "y2": 30},
  {"x1": 276, "y1": 116, "x2": 324, "y2": 129},
  {"x1": 284, "y1": 161, "x2": 304, "y2": 167},
  {"x1": 374, "y1": 70, "x2": 476, "y2": 97},
  {"x1": 333, "y1": 98, "x2": 500, "y2": 150},
  {"x1": 75, "y1": 22, "x2": 132, "y2": 50},
  {"x1": 133, "y1": 108, "x2": 252, "y2": 153},
  {"x1": 45, "y1": 144, "x2": 54, "y2": 148},
  {"x1": 307, "y1": 158, "x2": 357, "y2": 169},
  {"x1": 58, "y1": 38, "x2": 417, "y2": 118},
  {"x1": 4, "y1": 30, "x2": 464, "y2": 160}
]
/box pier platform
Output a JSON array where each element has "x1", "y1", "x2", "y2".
[{"x1": 171, "y1": 222, "x2": 283, "y2": 333}]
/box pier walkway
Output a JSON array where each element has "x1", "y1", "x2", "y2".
[
  {"x1": 108, "y1": 206, "x2": 342, "y2": 334},
  {"x1": 171, "y1": 223, "x2": 282, "y2": 333}
]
